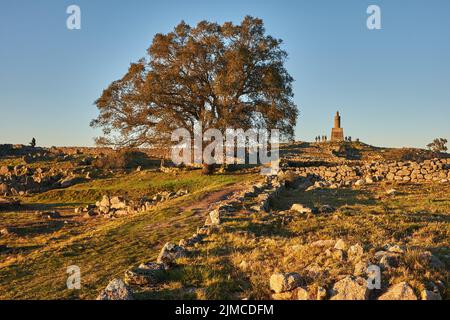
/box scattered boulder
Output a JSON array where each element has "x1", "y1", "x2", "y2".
[
  {"x1": 386, "y1": 189, "x2": 398, "y2": 196},
  {"x1": 0, "y1": 227, "x2": 11, "y2": 236},
  {"x1": 157, "y1": 242, "x2": 187, "y2": 268},
  {"x1": 110, "y1": 196, "x2": 128, "y2": 210},
  {"x1": 269, "y1": 272, "x2": 302, "y2": 294},
  {"x1": 334, "y1": 239, "x2": 347, "y2": 251},
  {"x1": 97, "y1": 278, "x2": 134, "y2": 300},
  {"x1": 378, "y1": 282, "x2": 417, "y2": 300},
  {"x1": 386, "y1": 244, "x2": 406, "y2": 254},
  {"x1": 348, "y1": 244, "x2": 364, "y2": 260},
  {"x1": 124, "y1": 262, "x2": 165, "y2": 286},
  {"x1": 354, "y1": 260, "x2": 369, "y2": 277},
  {"x1": 365, "y1": 176, "x2": 374, "y2": 184},
  {"x1": 330, "y1": 276, "x2": 369, "y2": 300},
  {"x1": 272, "y1": 287, "x2": 309, "y2": 300},
  {"x1": 209, "y1": 209, "x2": 221, "y2": 225},
  {"x1": 96, "y1": 195, "x2": 111, "y2": 214},
  {"x1": 332, "y1": 249, "x2": 346, "y2": 261},
  {"x1": 310, "y1": 239, "x2": 336, "y2": 248},
  {"x1": 375, "y1": 251, "x2": 399, "y2": 269},
  {"x1": 290, "y1": 203, "x2": 313, "y2": 214},
  {"x1": 354, "y1": 179, "x2": 365, "y2": 187},
  {"x1": 197, "y1": 226, "x2": 211, "y2": 236}
]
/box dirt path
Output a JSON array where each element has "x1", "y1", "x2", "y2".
[{"x1": 183, "y1": 183, "x2": 248, "y2": 213}]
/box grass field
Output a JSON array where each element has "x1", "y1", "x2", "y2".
[
  {"x1": 1, "y1": 145, "x2": 449, "y2": 300},
  {"x1": 138, "y1": 181, "x2": 449, "y2": 300},
  {"x1": 0, "y1": 169, "x2": 255, "y2": 299}
]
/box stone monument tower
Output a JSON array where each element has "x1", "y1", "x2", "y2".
[{"x1": 331, "y1": 111, "x2": 344, "y2": 142}]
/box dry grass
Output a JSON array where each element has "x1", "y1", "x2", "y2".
[{"x1": 140, "y1": 181, "x2": 449, "y2": 300}]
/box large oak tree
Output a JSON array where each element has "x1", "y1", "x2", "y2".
[{"x1": 91, "y1": 16, "x2": 298, "y2": 150}]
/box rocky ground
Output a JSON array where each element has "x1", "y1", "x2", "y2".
[{"x1": 0, "y1": 142, "x2": 449, "y2": 300}]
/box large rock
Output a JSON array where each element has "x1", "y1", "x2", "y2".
[
  {"x1": 330, "y1": 276, "x2": 369, "y2": 300},
  {"x1": 334, "y1": 239, "x2": 347, "y2": 251},
  {"x1": 269, "y1": 272, "x2": 302, "y2": 294},
  {"x1": 290, "y1": 204, "x2": 313, "y2": 214},
  {"x1": 378, "y1": 282, "x2": 417, "y2": 300},
  {"x1": 97, "y1": 278, "x2": 134, "y2": 300},
  {"x1": 272, "y1": 287, "x2": 309, "y2": 300},
  {"x1": 110, "y1": 196, "x2": 128, "y2": 210},
  {"x1": 375, "y1": 251, "x2": 399, "y2": 269},
  {"x1": 96, "y1": 195, "x2": 111, "y2": 214},
  {"x1": 209, "y1": 209, "x2": 221, "y2": 225},
  {"x1": 348, "y1": 244, "x2": 364, "y2": 260},
  {"x1": 157, "y1": 242, "x2": 187, "y2": 267},
  {"x1": 386, "y1": 244, "x2": 405, "y2": 254},
  {"x1": 124, "y1": 262, "x2": 165, "y2": 286},
  {"x1": 310, "y1": 239, "x2": 336, "y2": 248}
]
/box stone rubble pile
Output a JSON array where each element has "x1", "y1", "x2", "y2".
[
  {"x1": 268, "y1": 239, "x2": 445, "y2": 300},
  {"x1": 291, "y1": 158, "x2": 450, "y2": 186},
  {"x1": 96, "y1": 174, "x2": 447, "y2": 301},
  {"x1": 0, "y1": 164, "x2": 93, "y2": 196},
  {"x1": 97, "y1": 176, "x2": 285, "y2": 299},
  {"x1": 76, "y1": 190, "x2": 189, "y2": 218}
]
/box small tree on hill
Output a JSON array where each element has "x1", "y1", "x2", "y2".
[
  {"x1": 30, "y1": 138, "x2": 36, "y2": 148},
  {"x1": 427, "y1": 138, "x2": 448, "y2": 153}
]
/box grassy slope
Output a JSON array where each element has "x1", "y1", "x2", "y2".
[
  {"x1": 140, "y1": 182, "x2": 449, "y2": 300},
  {"x1": 0, "y1": 170, "x2": 255, "y2": 299}
]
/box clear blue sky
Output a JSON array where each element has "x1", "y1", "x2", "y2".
[{"x1": 1, "y1": 0, "x2": 449, "y2": 148}]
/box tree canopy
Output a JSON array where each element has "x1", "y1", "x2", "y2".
[
  {"x1": 427, "y1": 138, "x2": 448, "y2": 153},
  {"x1": 91, "y1": 16, "x2": 298, "y2": 148}
]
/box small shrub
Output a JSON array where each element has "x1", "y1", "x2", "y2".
[{"x1": 93, "y1": 149, "x2": 153, "y2": 170}]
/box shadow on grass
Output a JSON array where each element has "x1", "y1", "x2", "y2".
[
  {"x1": 271, "y1": 188, "x2": 378, "y2": 211},
  {"x1": 9, "y1": 220, "x2": 66, "y2": 236},
  {"x1": 137, "y1": 257, "x2": 250, "y2": 300}
]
